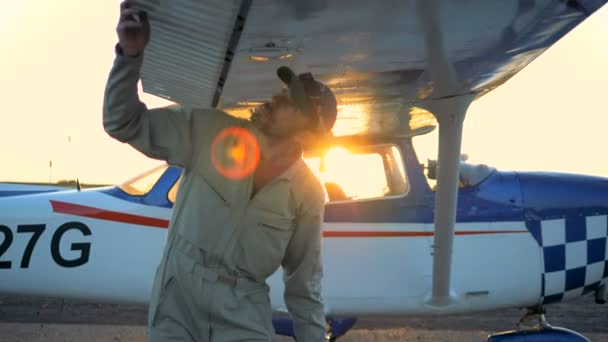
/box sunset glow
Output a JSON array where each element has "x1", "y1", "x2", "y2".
[{"x1": 1, "y1": 2, "x2": 607, "y2": 184}]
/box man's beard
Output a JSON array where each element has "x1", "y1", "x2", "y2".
[
  {"x1": 250, "y1": 103, "x2": 274, "y2": 133},
  {"x1": 250, "y1": 103, "x2": 306, "y2": 140}
]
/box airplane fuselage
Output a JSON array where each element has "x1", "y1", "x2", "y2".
[{"x1": 0, "y1": 136, "x2": 606, "y2": 317}]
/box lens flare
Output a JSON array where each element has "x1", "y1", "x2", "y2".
[{"x1": 211, "y1": 127, "x2": 260, "y2": 179}]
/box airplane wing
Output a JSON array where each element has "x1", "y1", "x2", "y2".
[
  {"x1": 133, "y1": 0, "x2": 607, "y2": 308},
  {"x1": 134, "y1": 0, "x2": 605, "y2": 137},
  {"x1": 131, "y1": 0, "x2": 251, "y2": 108}
]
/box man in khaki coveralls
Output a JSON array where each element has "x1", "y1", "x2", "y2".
[{"x1": 103, "y1": 2, "x2": 337, "y2": 341}]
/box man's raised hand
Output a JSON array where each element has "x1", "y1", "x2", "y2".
[{"x1": 117, "y1": 1, "x2": 150, "y2": 57}]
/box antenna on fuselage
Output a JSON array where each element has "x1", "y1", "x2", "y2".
[{"x1": 68, "y1": 136, "x2": 81, "y2": 191}]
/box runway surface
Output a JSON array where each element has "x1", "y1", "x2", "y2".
[{"x1": 0, "y1": 294, "x2": 606, "y2": 341}]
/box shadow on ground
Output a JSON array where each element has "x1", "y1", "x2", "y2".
[{"x1": 0, "y1": 293, "x2": 606, "y2": 334}]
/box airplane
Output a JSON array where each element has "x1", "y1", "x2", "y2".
[
  {"x1": 2, "y1": 0, "x2": 608, "y2": 341},
  {"x1": 3, "y1": 137, "x2": 608, "y2": 341}
]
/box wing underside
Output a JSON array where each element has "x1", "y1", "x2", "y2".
[{"x1": 135, "y1": 0, "x2": 604, "y2": 137}]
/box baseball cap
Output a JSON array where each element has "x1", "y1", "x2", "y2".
[{"x1": 276, "y1": 66, "x2": 337, "y2": 132}]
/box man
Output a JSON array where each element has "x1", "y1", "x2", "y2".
[{"x1": 103, "y1": 2, "x2": 337, "y2": 341}]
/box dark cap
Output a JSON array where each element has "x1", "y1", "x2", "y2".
[{"x1": 276, "y1": 66, "x2": 337, "y2": 132}]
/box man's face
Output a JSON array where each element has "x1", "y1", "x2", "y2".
[{"x1": 250, "y1": 90, "x2": 314, "y2": 139}]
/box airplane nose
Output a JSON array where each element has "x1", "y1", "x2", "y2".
[{"x1": 518, "y1": 172, "x2": 608, "y2": 215}]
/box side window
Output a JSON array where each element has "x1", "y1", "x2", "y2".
[
  {"x1": 118, "y1": 164, "x2": 167, "y2": 196},
  {"x1": 168, "y1": 175, "x2": 182, "y2": 204},
  {"x1": 304, "y1": 144, "x2": 408, "y2": 202}
]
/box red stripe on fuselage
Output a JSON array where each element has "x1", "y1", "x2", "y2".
[
  {"x1": 49, "y1": 200, "x2": 528, "y2": 236},
  {"x1": 324, "y1": 231, "x2": 433, "y2": 237},
  {"x1": 323, "y1": 230, "x2": 527, "y2": 237},
  {"x1": 50, "y1": 200, "x2": 169, "y2": 228}
]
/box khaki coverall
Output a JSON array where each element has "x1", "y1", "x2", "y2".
[{"x1": 103, "y1": 48, "x2": 326, "y2": 341}]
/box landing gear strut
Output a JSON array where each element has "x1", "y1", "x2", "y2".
[{"x1": 516, "y1": 305, "x2": 549, "y2": 330}]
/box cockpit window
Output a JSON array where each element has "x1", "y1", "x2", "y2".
[
  {"x1": 118, "y1": 164, "x2": 167, "y2": 196},
  {"x1": 304, "y1": 144, "x2": 408, "y2": 202}
]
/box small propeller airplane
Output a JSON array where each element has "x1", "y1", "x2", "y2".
[{"x1": 1, "y1": 0, "x2": 607, "y2": 341}]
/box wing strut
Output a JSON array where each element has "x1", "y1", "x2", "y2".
[
  {"x1": 427, "y1": 95, "x2": 473, "y2": 306},
  {"x1": 416, "y1": 1, "x2": 476, "y2": 307}
]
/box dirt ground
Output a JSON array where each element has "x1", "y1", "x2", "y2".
[{"x1": 0, "y1": 294, "x2": 606, "y2": 341}]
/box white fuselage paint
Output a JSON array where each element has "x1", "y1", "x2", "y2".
[{"x1": 0, "y1": 190, "x2": 541, "y2": 315}]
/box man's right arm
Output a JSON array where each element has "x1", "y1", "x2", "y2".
[{"x1": 103, "y1": 46, "x2": 193, "y2": 167}]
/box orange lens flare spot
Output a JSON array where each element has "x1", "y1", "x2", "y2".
[
  {"x1": 229, "y1": 142, "x2": 246, "y2": 164},
  {"x1": 211, "y1": 127, "x2": 260, "y2": 179}
]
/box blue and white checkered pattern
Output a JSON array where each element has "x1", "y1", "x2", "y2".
[{"x1": 532, "y1": 215, "x2": 608, "y2": 304}]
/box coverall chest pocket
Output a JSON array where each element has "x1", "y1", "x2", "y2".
[
  {"x1": 192, "y1": 165, "x2": 231, "y2": 206},
  {"x1": 174, "y1": 171, "x2": 232, "y2": 252},
  {"x1": 236, "y1": 209, "x2": 295, "y2": 278},
  {"x1": 258, "y1": 216, "x2": 293, "y2": 232},
  {"x1": 255, "y1": 212, "x2": 295, "y2": 244},
  {"x1": 191, "y1": 129, "x2": 241, "y2": 207}
]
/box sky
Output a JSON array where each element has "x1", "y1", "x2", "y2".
[{"x1": 1, "y1": 1, "x2": 607, "y2": 185}]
